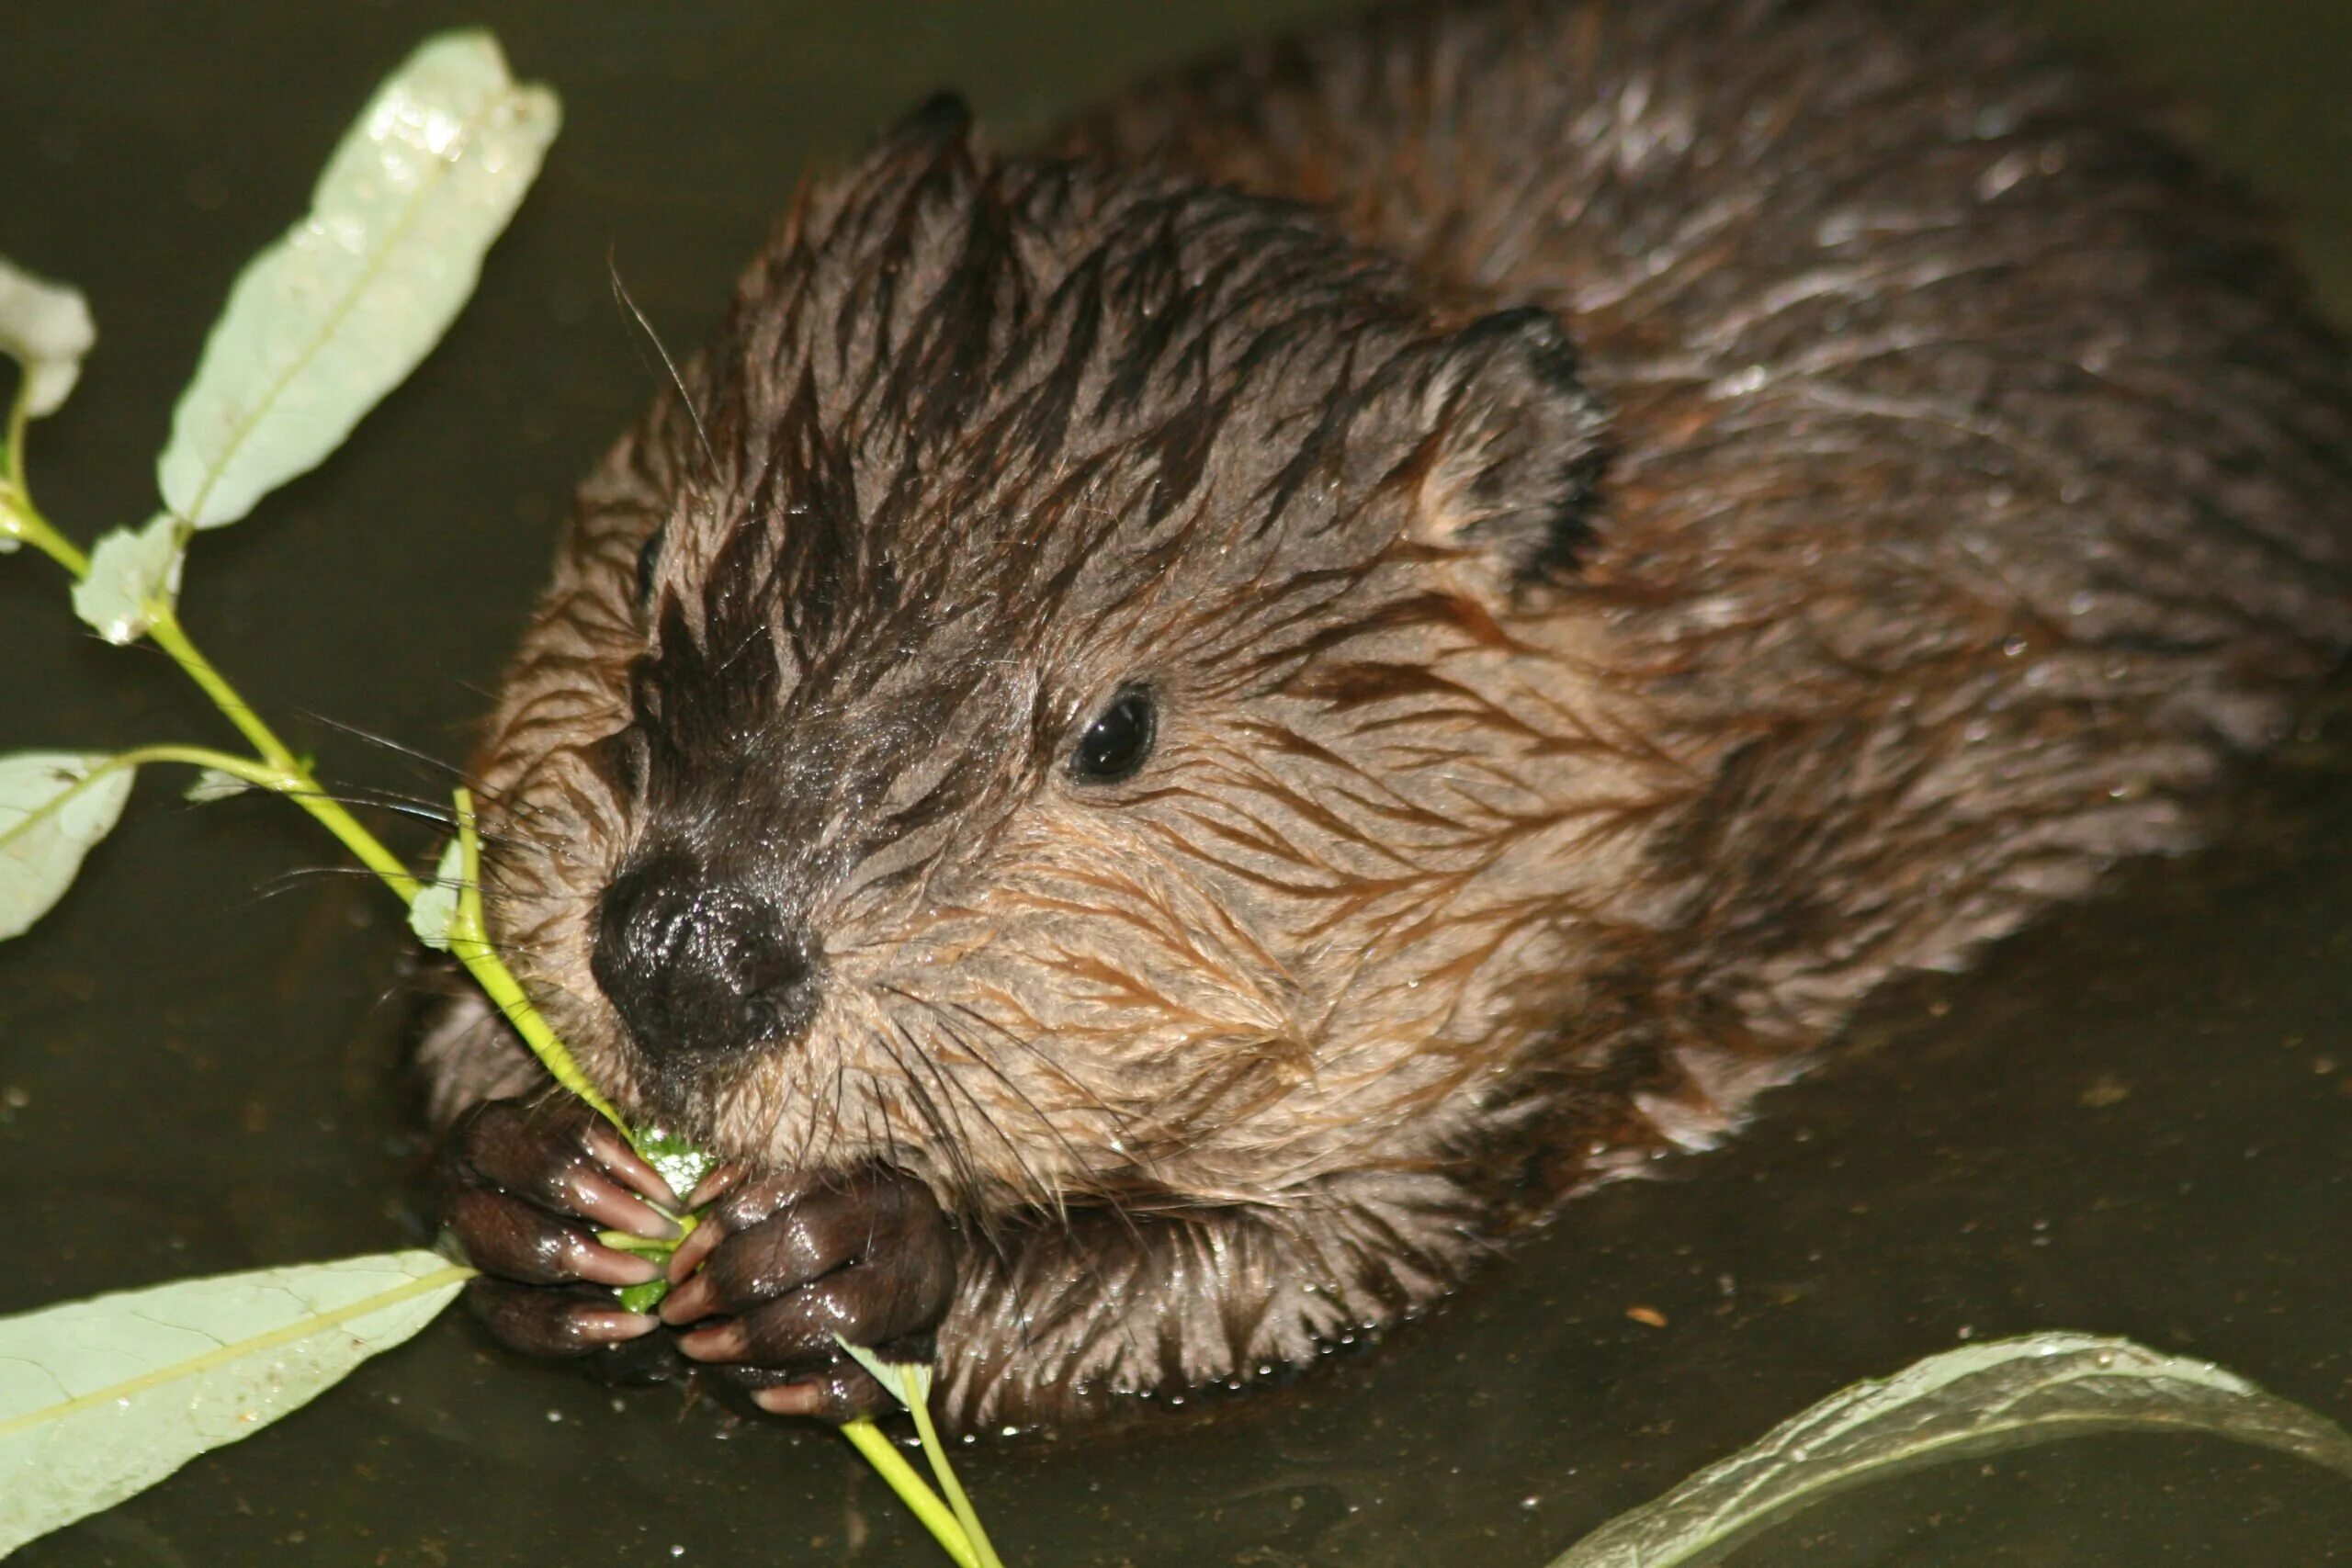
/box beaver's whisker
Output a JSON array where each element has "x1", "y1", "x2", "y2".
[
  {"x1": 292, "y1": 710, "x2": 488, "y2": 790},
  {"x1": 609, "y1": 260, "x2": 719, "y2": 484},
  {"x1": 908, "y1": 986, "x2": 1144, "y2": 1199},
  {"x1": 868, "y1": 1021, "x2": 974, "y2": 1201},
  {"x1": 884, "y1": 994, "x2": 1063, "y2": 1222}
]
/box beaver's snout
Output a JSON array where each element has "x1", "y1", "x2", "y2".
[{"x1": 591, "y1": 853, "x2": 823, "y2": 1062}]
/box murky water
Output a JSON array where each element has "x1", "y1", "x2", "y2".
[{"x1": 4, "y1": 2, "x2": 2348, "y2": 1562}]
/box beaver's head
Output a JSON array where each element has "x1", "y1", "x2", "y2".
[{"x1": 477, "y1": 100, "x2": 1678, "y2": 1213}]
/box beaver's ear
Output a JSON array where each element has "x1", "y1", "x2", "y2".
[
  {"x1": 885, "y1": 91, "x2": 977, "y2": 150},
  {"x1": 1406, "y1": 306, "x2": 1609, "y2": 583}
]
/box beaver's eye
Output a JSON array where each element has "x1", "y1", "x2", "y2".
[{"x1": 1070, "y1": 685, "x2": 1156, "y2": 784}]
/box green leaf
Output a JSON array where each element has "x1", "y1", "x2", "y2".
[
  {"x1": 0, "y1": 254, "x2": 96, "y2": 423},
  {"x1": 155, "y1": 30, "x2": 560, "y2": 530},
  {"x1": 69, "y1": 513, "x2": 187, "y2": 645},
  {"x1": 1546, "y1": 1333, "x2": 2352, "y2": 1568},
  {"x1": 637, "y1": 1127, "x2": 719, "y2": 1207},
  {"x1": 406, "y1": 834, "x2": 466, "y2": 950},
  {"x1": 183, "y1": 767, "x2": 254, "y2": 805},
  {"x1": 0, "y1": 751, "x2": 136, "y2": 942},
  {"x1": 613, "y1": 1274, "x2": 672, "y2": 1314},
  {"x1": 0, "y1": 1249, "x2": 470, "y2": 1556},
  {"x1": 605, "y1": 1133, "x2": 715, "y2": 1311},
  {"x1": 838, "y1": 1339, "x2": 937, "y2": 1415}
]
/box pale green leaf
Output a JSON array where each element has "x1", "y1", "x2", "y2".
[
  {"x1": 0, "y1": 254, "x2": 96, "y2": 422},
  {"x1": 0, "y1": 1250, "x2": 470, "y2": 1556},
  {"x1": 183, "y1": 768, "x2": 254, "y2": 805},
  {"x1": 0, "y1": 751, "x2": 136, "y2": 942},
  {"x1": 156, "y1": 30, "x2": 560, "y2": 529},
  {"x1": 406, "y1": 834, "x2": 466, "y2": 950},
  {"x1": 836, "y1": 1338, "x2": 936, "y2": 1413},
  {"x1": 607, "y1": 1123, "x2": 721, "y2": 1312},
  {"x1": 1548, "y1": 1333, "x2": 2352, "y2": 1568},
  {"x1": 637, "y1": 1127, "x2": 719, "y2": 1208},
  {"x1": 69, "y1": 513, "x2": 187, "y2": 645}
]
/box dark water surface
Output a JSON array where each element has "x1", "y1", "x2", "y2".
[{"x1": 3, "y1": 2, "x2": 2347, "y2": 1563}]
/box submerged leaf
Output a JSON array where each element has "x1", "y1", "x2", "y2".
[
  {"x1": 0, "y1": 751, "x2": 136, "y2": 942},
  {"x1": 156, "y1": 31, "x2": 560, "y2": 529},
  {"x1": 0, "y1": 254, "x2": 96, "y2": 422},
  {"x1": 1547, "y1": 1333, "x2": 2352, "y2": 1568},
  {"x1": 69, "y1": 513, "x2": 187, "y2": 645},
  {"x1": 406, "y1": 834, "x2": 466, "y2": 950},
  {"x1": 0, "y1": 1250, "x2": 469, "y2": 1556}
]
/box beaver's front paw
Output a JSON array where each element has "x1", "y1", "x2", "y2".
[
  {"x1": 657, "y1": 1165, "x2": 956, "y2": 1421},
  {"x1": 432, "y1": 1095, "x2": 686, "y2": 1382}
]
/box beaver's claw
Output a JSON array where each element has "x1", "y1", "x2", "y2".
[
  {"x1": 431, "y1": 1095, "x2": 684, "y2": 1382},
  {"x1": 658, "y1": 1164, "x2": 957, "y2": 1421}
]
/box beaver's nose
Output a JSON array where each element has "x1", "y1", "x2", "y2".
[{"x1": 591, "y1": 853, "x2": 822, "y2": 1063}]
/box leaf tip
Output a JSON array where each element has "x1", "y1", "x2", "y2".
[
  {"x1": 0, "y1": 254, "x2": 97, "y2": 420},
  {"x1": 407, "y1": 836, "x2": 467, "y2": 951}
]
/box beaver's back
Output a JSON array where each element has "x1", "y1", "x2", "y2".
[{"x1": 1068, "y1": 0, "x2": 2352, "y2": 1063}]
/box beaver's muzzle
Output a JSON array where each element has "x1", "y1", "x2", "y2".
[{"x1": 591, "y1": 851, "x2": 823, "y2": 1062}]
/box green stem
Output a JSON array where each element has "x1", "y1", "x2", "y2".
[
  {"x1": 841, "y1": 1417, "x2": 981, "y2": 1568},
  {"x1": 907, "y1": 1393, "x2": 1005, "y2": 1568},
  {"x1": 0, "y1": 746, "x2": 287, "y2": 860},
  {"x1": 0, "y1": 481, "x2": 413, "y2": 903},
  {"x1": 142, "y1": 607, "x2": 300, "y2": 772},
  {"x1": 442, "y1": 787, "x2": 635, "y2": 1143},
  {"x1": 6, "y1": 384, "x2": 30, "y2": 494},
  {"x1": 0, "y1": 480, "x2": 90, "y2": 578},
  {"x1": 111, "y1": 745, "x2": 291, "y2": 786},
  {"x1": 142, "y1": 604, "x2": 423, "y2": 904}
]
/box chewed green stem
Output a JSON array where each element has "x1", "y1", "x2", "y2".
[{"x1": 842, "y1": 1418, "x2": 982, "y2": 1568}]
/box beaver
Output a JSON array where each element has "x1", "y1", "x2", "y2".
[{"x1": 419, "y1": 0, "x2": 2352, "y2": 1431}]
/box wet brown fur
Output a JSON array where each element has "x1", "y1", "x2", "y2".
[{"x1": 422, "y1": 0, "x2": 2352, "y2": 1427}]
